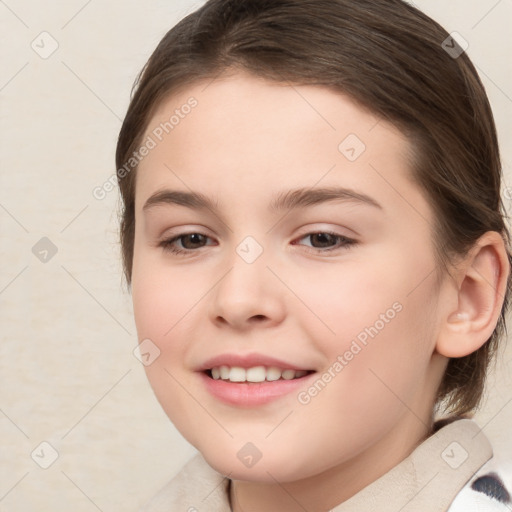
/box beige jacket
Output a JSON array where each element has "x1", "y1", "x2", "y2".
[{"x1": 139, "y1": 419, "x2": 493, "y2": 511}]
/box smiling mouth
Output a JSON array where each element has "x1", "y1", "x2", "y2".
[{"x1": 205, "y1": 365, "x2": 316, "y2": 383}]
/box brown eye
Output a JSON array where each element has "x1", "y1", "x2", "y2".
[
  {"x1": 293, "y1": 231, "x2": 356, "y2": 252},
  {"x1": 159, "y1": 232, "x2": 215, "y2": 255},
  {"x1": 308, "y1": 233, "x2": 338, "y2": 248},
  {"x1": 178, "y1": 233, "x2": 208, "y2": 249}
]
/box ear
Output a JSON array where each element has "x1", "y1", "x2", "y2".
[{"x1": 435, "y1": 231, "x2": 510, "y2": 358}]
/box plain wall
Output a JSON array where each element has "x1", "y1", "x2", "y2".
[{"x1": 1, "y1": 1, "x2": 511, "y2": 510}]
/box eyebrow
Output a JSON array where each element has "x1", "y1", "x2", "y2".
[{"x1": 142, "y1": 186, "x2": 383, "y2": 214}]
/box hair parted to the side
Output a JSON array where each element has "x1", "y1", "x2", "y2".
[{"x1": 115, "y1": 0, "x2": 512, "y2": 417}]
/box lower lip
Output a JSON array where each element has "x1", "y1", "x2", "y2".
[{"x1": 199, "y1": 371, "x2": 316, "y2": 407}]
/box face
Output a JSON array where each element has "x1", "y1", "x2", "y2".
[{"x1": 131, "y1": 71, "x2": 450, "y2": 483}]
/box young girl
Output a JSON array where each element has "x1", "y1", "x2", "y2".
[{"x1": 115, "y1": 0, "x2": 512, "y2": 510}]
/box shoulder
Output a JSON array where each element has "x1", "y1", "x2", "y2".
[
  {"x1": 447, "y1": 446, "x2": 512, "y2": 511},
  {"x1": 433, "y1": 416, "x2": 511, "y2": 511},
  {"x1": 138, "y1": 453, "x2": 231, "y2": 512}
]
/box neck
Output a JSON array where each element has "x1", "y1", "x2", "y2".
[{"x1": 229, "y1": 413, "x2": 434, "y2": 512}]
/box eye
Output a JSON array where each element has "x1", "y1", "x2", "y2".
[
  {"x1": 158, "y1": 230, "x2": 357, "y2": 256},
  {"x1": 292, "y1": 231, "x2": 357, "y2": 253},
  {"x1": 159, "y1": 232, "x2": 216, "y2": 255}
]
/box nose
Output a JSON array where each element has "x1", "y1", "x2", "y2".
[{"x1": 208, "y1": 248, "x2": 286, "y2": 330}]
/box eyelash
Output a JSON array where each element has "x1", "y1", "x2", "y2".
[{"x1": 158, "y1": 231, "x2": 357, "y2": 256}]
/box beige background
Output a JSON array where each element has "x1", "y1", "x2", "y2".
[{"x1": 1, "y1": 1, "x2": 511, "y2": 510}]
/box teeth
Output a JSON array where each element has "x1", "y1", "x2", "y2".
[
  {"x1": 209, "y1": 365, "x2": 310, "y2": 383},
  {"x1": 266, "y1": 366, "x2": 282, "y2": 381},
  {"x1": 219, "y1": 365, "x2": 230, "y2": 379},
  {"x1": 282, "y1": 369, "x2": 296, "y2": 380},
  {"x1": 228, "y1": 367, "x2": 246, "y2": 382},
  {"x1": 246, "y1": 366, "x2": 266, "y2": 382}
]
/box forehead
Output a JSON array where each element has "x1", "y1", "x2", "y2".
[
  {"x1": 135, "y1": 71, "x2": 433, "y2": 226},
  {"x1": 143, "y1": 71, "x2": 405, "y2": 155}
]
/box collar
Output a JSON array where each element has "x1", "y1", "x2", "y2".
[
  {"x1": 140, "y1": 418, "x2": 492, "y2": 512},
  {"x1": 330, "y1": 418, "x2": 492, "y2": 511}
]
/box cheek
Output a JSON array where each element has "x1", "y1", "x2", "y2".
[
  {"x1": 287, "y1": 254, "x2": 408, "y2": 343},
  {"x1": 286, "y1": 260, "x2": 382, "y2": 323},
  {"x1": 131, "y1": 261, "x2": 207, "y2": 440},
  {"x1": 131, "y1": 253, "x2": 205, "y2": 342},
  {"x1": 321, "y1": 285, "x2": 438, "y2": 423},
  {"x1": 293, "y1": 299, "x2": 436, "y2": 466},
  {"x1": 297, "y1": 252, "x2": 438, "y2": 394}
]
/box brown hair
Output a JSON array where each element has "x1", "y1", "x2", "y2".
[{"x1": 115, "y1": 0, "x2": 511, "y2": 416}]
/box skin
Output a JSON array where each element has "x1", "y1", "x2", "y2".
[{"x1": 130, "y1": 70, "x2": 509, "y2": 511}]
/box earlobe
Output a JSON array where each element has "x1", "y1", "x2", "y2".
[{"x1": 435, "y1": 231, "x2": 510, "y2": 358}]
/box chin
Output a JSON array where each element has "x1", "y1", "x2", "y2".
[{"x1": 199, "y1": 444, "x2": 320, "y2": 483}]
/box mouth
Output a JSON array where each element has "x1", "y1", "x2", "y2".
[
  {"x1": 204, "y1": 365, "x2": 315, "y2": 383},
  {"x1": 197, "y1": 353, "x2": 318, "y2": 406},
  {"x1": 200, "y1": 365, "x2": 317, "y2": 407}
]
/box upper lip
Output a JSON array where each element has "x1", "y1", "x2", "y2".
[{"x1": 198, "y1": 353, "x2": 314, "y2": 372}]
